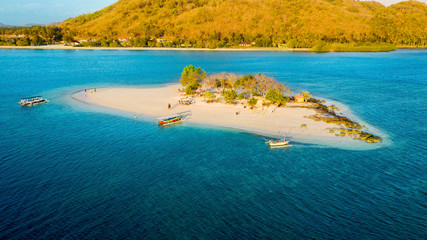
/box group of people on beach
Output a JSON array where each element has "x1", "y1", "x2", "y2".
[
  {"x1": 84, "y1": 88, "x2": 96, "y2": 94},
  {"x1": 178, "y1": 99, "x2": 194, "y2": 105},
  {"x1": 167, "y1": 98, "x2": 195, "y2": 110}
]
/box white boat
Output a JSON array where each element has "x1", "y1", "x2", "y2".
[
  {"x1": 265, "y1": 138, "x2": 292, "y2": 148},
  {"x1": 19, "y1": 96, "x2": 48, "y2": 106}
]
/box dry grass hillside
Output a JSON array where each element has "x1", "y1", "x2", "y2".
[{"x1": 59, "y1": 0, "x2": 427, "y2": 47}]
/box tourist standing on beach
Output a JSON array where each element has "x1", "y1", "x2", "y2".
[{"x1": 168, "y1": 103, "x2": 171, "y2": 110}]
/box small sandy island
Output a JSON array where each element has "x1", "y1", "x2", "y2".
[{"x1": 71, "y1": 84, "x2": 384, "y2": 149}]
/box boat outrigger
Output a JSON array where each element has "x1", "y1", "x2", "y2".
[
  {"x1": 158, "y1": 114, "x2": 183, "y2": 126},
  {"x1": 19, "y1": 96, "x2": 48, "y2": 106},
  {"x1": 265, "y1": 137, "x2": 292, "y2": 148}
]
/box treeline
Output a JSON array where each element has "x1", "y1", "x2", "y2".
[{"x1": 0, "y1": 25, "x2": 64, "y2": 46}]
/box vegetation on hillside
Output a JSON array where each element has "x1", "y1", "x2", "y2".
[
  {"x1": 1, "y1": 0, "x2": 426, "y2": 50},
  {"x1": 0, "y1": 26, "x2": 62, "y2": 46},
  {"x1": 60, "y1": 0, "x2": 427, "y2": 48}
]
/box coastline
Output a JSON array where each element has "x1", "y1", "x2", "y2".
[
  {"x1": 0, "y1": 45, "x2": 312, "y2": 52},
  {"x1": 2, "y1": 45, "x2": 426, "y2": 52},
  {"x1": 71, "y1": 84, "x2": 384, "y2": 149}
]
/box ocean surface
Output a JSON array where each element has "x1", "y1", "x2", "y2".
[{"x1": 0, "y1": 49, "x2": 426, "y2": 239}]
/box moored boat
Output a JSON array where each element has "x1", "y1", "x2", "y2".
[
  {"x1": 265, "y1": 137, "x2": 292, "y2": 148},
  {"x1": 158, "y1": 114, "x2": 183, "y2": 126},
  {"x1": 19, "y1": 96, "x2": 48, "y2": 106}
]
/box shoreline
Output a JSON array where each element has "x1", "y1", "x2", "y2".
[
  {"x1": 0, "y1": 45, "x2": 311, "y2": 52},
  {"x1": 1, "y1": 45, "x2": 426, "y2": 52},
  {"x1": 70, "y1": 84, "x2": 385, "y2": 150}
]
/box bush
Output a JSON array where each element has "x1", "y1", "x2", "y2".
[
  {"x1": 332, "y1": 43, "x2": 396, "y2": 52},
  {"x1": 251, "y1": 89, "x2": 261, "y2": 96},
  {"x1": 16, "y1": 38, "x2": 31, "y2": 46},
  {"x1": 247, "y1": 97, "x2": 258, "y2": 107},
  {"x1": 63, "y1": 34, "x2": 75, "y2": 43},
  {"x1": 265, "y1": 88, "x2": 285, "y2": 104},
  {"x1": 286, "y1": 39, "x2": 299, "y2": 48},
  {"x1": 237, "y1": 93, "x2": 245, "y2": 100},
  {"x1": 281, "y1": 97, "x2": 290, "y2": 105},
  {"x1": 312, "y1": 40, "x2": 331, "y2": 52},
  {"x1": 109, "y1": 41, "x2": 120, "y2": 47},
  {"x1": 222, "y1": 90, "x2": 237, "y2": 103},
  {"x1": 185, "y1": 81, "x2": 200, "y2": 95},
  {"x1": 204, "y1": 91, "x2": 216, "y2": 100}
]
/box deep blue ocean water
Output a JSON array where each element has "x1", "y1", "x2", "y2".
[{"x1": 0, "y1": 49, "x2": 426, "y2": 239}]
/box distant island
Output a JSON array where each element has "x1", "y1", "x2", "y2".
[
  {"x1": 1, "y1": 0, "x2": 426, "y2": 52},
  {"x1": 75, "y1": 65, "x2": 382, "y2": 144}
]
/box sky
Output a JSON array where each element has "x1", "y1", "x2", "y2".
[{"x1": 0, "y1": 0, "x2": 426, "y2": 26}]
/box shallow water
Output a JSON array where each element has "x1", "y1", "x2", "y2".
[{"x1": 0, "y1": 49, "x2": 426, "y2": 239}]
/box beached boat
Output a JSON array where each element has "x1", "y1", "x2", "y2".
[
  {"x1": 265, "y1": 138, "x2": 292, "y2": 148},
  {"x1": 19, "y1": 96, "x2": 48, "y2": 106},
  {"x1": 158, "y1": 114, "x2": 183, "y2": 126}
]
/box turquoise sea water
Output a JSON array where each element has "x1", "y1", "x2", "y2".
[{"x1": 0, "y1": 49, "x2": 426, "y2": 239}]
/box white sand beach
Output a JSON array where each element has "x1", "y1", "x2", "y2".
[{"x1": 83, "y1": 84, "x2": 338, "y2": 139}]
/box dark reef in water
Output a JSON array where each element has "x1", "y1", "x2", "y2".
[{"x1": 304, "y1": 98, "x2": 382, "y2": 143}]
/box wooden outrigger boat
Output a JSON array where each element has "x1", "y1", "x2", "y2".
[
  {"x1": 265, "y1": 137, "x2": 292, "y2": 148},
  {"x1": 19, "y1": 96, "x2": 48, "y2": 106},
  {"x1": 158, "y1": 114, "x2": 183, "y2": 126}
]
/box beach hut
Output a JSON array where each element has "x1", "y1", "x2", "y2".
[{"x1": 294, "y1": 94, "x2": 304, "y2": 103}]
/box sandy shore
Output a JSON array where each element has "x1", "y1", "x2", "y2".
[
  {"x1": 80, "y1": 84, "x2": 342, "y2": 139},
  {"x1": 0, "y1": 45, "x2": 311, "y2": 51},
  {"x1": 69, "y1": 84, "x2": 388, "y2": 149}
]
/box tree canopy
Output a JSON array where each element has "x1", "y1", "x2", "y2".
[
  {"x1": 180, "y1": 65, "x2": 207, "y2": 86},
  {"x1": 265, "y1": 88, "x2": 287, "y2": 104},
  {"x1": 247, "y1": 97, "x2": 258, "y2": 107},
  {"x1": 222, "y1": 90, "x2": 237, "y2": 103},
  {"x1": 302, "y1": 91, "x2": 312, "y2": 103}
]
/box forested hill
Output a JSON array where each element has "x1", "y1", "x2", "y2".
[
  {"x1": 59, "y1": 0, "x2": 427, "y2": 47},
  {"x1": 1, "y1": 0, "x2": 425, "y2": 49}
]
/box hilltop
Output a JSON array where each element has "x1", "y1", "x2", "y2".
[{"x1": 59, "y1": 0, "x2": 427, "y2": 48}]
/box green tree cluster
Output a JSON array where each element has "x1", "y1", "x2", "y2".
[
  {"x1": 203, "y1": 91, "x2": 216, "y2": 100},
  {"x1": 185, "y1": 82, "x2": 200, "y2": 95},
  {"x1": 222, "y1": 90, "x2": 237, "y2": 103},
  {"x1": 0, "y1": 25, "x2": 63, "y2": 46},
  {"x1": 302, "y1": 91, "x2": 312, "y2": 103},
  {"x1": 265, "y1": 88, "x2": 289, "y2": 105},
  {"x1": 247, "y1": 97, "x2": 258, "y2": 108},
  {"x1": 237, "y1": 93, "x2": 246, "y2": 100},
  {"x1": 179, "y1": 65, "x2": 297, "y2": 109},
  {"x1": 180, "y1": 65, "x2": 207, "y2": 87}
]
